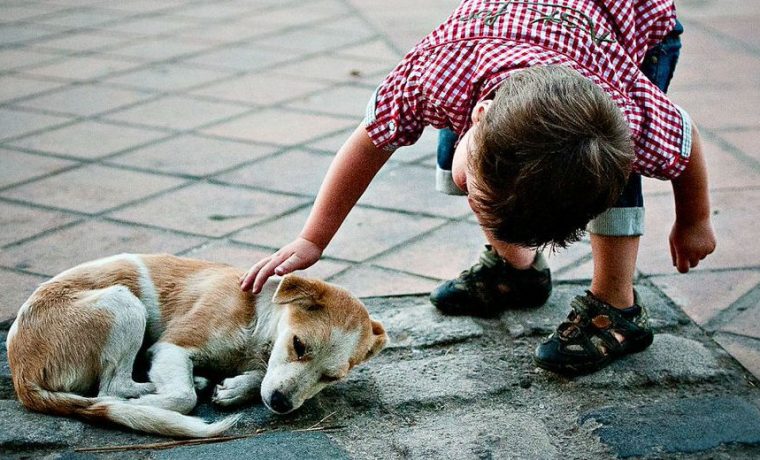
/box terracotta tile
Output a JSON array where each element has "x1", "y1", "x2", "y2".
[
  {"x1": 0, "y1": 201, "x2": 78, "y2": 247},
  {"x1": 106, "y1": 95, "x2": 249, "y2": 130},
  {"x1": 358, "y1": 163, "x2": 471, "y2": 217},
  {"x1": 713, "y1": 333, "x2": 760, "y2": 380},
  {"x1": 721, "y1": 298, "x2": 760, "y2": 340},
  {"x1": 0, "y1": 149, "x2": 77, "y2": 188},
  {"x1": 9, "y1": 121, "x2": 166, "y2": 159},
  {"x1": 108, "y1": 182, "x2": 308, "y2": 237},
  {"x1": 202, "y1": 108, "x2": 354, "y2": 146},
  {"x1": 285, "y1": 85, "x2": 374, "y2": 117},
  {"x1": 104, "y1": 63, "x2": 231, "y2": 92},
  {"x1": 0, "y1": 108, "x2": 71, "y2": 141},
  {"x1": 1, "y1": 164, "x2": 184, "y2": 213},
  {"x1": 0, "y1": 219, "x2": 204, "y2": 276},
  {"x1": 190, "y1": 73, "x2": 326, "y2": 106},
  {"x1": 638, "y1": 189, "x2": 760, "y2": 275},
  {"x1": 234, "y1": 206, "x2": 445, "y2": 262},
  {"x1": 374, "y1": 220, "x2": 485, "y2": 280},
  {"x1": 326, "y1": 265, "x2": 438, "y2": 298},
  {"x1": 0, "y1": 75, "x2": 63, "y2": 104},
  {"x1": 183, "y1": 240, "x2": 348, "y2": 280},
  {"x1": 16, "y1": 84, "x2": 153, "y2": 117},
  {"x1": 216, "y1": 149, "x2": 333, "y2": 195},
  {"x1": 23, "y1": 55, "x2": 138, "y2": 81},
  {"x1": 111, "y1": 134, "x2": 276, "y2": 177},
  {"x1": 0, "y1": 269, "x2": 46, "y2": 324},
  {"x1": 650, "y1": 271, "x2": 760, "y2": 326}
]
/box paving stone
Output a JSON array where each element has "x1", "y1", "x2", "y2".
[
  {"x1": 104, "y1": 63, "x2": 231, "y2": 92},
  {"x1": 719, "y1": 129, "x2": 760, "y2": 163},
  {"x1": 235, "y1": 206, "x2": 444, "y2": 262},
  {"x1": 546, "y1": 241, "x2": 593, "y2": 281},
  {"x1": 650, "y1": 271, "x2": 760, "y2": 326},
  {"x1": 502, "y1": 284, "x2": 687, "y2": 337},
  {"x1": 285, "y1": 84, "x2": 374, "y2": 117},
  {"x1": 190, "y1": 73, "x2": 326, "y2": 106},
  {"x1": 32, "y1": 31, "x2": 131, "y2": 52},
  {"x1": 303, "y1": 128, "x2": 355, "y2": 153},
  {"x1": 24, "y1": 55, "x2": 138, "y2": 81},
  {"x1": 202, "y1": 108, "x2": 354, "y2": 146},
  {"x1": 183, "y1": 46, "x2": 294, "y2": 72},
  {"x1": 108, "y1": 182, "x2": 308, "y2": 237},
  {"x1": 106, "y1": 95, "x2": 249, "y2": 131},
  {"x1": 104, "y1": 16, "x2": 196, "y2": 36},
  {"x1": 0, "y1": 268, "x2": 46, "y2": 326},
  {"x1": 714, "y1": 332, "x2": 760, "y2": 380},
  {"x1": 16, "y1": 84, "x2": 153, "y2": 117},
  {"x1": 373, "y1": 351, "x2": 511, "y2": 407},
  {"x1": 253, "y1": 26, "x2": 371, "y2": 54},
  {"x1": 394, "y1": 408, "x2": 557, "y2": 459},
  {"x1": 0, "y1": 75, "x2": 62, "y2": 104},
  {"x1": 0, "y1": 201, "x2": 78, "y2": 247},
  {"x1": 9, "y1": 121, "x2": 166, "y2": 159},
  {"x1": 0, "y1": 108, "x2": 71, "y2": 141},
  {"x1": 387, "y1": 127, "x2": 439, "y2": 164},
  {"x1": 327, "y1": 265, "x2": 438, "y2": 298},
  {"x1": 0, "y1": 149, "x2": 77, "y2": 188},
  {"x1": 272, "y1": 55, "x2": 392, "y2": 83},
  {"x1": 2, "y1": 164, "x2": 184, "y2": 213},
  {"x1": 102, "y1": 38, "x2": 212, "y2": 61},
  {"x1": 669, "y1": 86, "x2": 759, "y2": 130},
  {"x1": 110, "y1": 134, "x2": 275, "y2": 177},
  {"x1": 721, "y1": 292, "x2": 760, "y2": 340},
  {"x1": 216, "y1": 149, "x2": 333, "y2": 195},
  {"x1": 373, "y1": 220, "x2": 484, "y2": 280},
  {"x1": 0, "y1": 220, "x2": 204, "y2": 276},
  {"x1": 0, "y1": 23, "x2": 63, "y2": 46},
  {"x1": 579, "y1": 396, "x2": 760, "y2": 457},
  {"x1": 574, "y1": 334, "x2": 726, "y2": 387},
  {"x1": 0, "y1": 48, "x2": 61, "y2": 72},
  {"x1": 33, "y1": 8, "x2": 125, "y2": 28},
  {"x1": 155, "y1": 432, "x2": 349, "y2": 460},
  {"x1": 359, "y1": 163, "x2": 472, "y2": 217},
  {"x1": 364, "y1": 297, "x2": 483, "y2": 349},
  {"x1": 336, "y1": 39, "x2": 402, "y2": 62},
  {"x1": 0, "y1": 400, "x2": 84, "y2": 450}
]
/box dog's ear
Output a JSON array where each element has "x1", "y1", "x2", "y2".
[
  {"x1": 365, "y1": 319, "x2": 388, "y2": 360},
  {"x1": 272, "y1": 275, "x2": 322, "y2": 309}
]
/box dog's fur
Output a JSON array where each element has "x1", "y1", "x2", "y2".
[{"x1": 6, "y1": 253, "x2": 387, "y2": 438}]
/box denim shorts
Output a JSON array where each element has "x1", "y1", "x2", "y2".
[{"x1": 436, "y1": 20, "x2": 684, "y2": 237}]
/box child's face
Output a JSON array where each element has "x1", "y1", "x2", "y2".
[{"x1": 451, "y1": 100, "x2": 492, "y2": 194}]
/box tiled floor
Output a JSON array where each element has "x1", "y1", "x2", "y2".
[{"x1": 0, "y1": 0, "x2": 758, "y2": 378}]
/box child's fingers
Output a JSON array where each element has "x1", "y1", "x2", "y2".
[
  {"x1": 241, "y1": 256, "x2": 277, "y2": 292},
  {"x1": 252, "y1": 253, "x2": 291, "y2": 294},
  {"x1": 274, "y1": 253, "x2": 302, "y2": 275}
]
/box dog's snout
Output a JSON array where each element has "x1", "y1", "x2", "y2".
[{"x1": 269, "y1": 390, "x2": 293, "y2": 413}]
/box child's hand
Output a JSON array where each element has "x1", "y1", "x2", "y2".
[
  {"x1": 240, "y1": 237, "x2": 323, "y2": 293},
  {"x1": 668, "y1": 218, "x2": 716, "y2": 273}
]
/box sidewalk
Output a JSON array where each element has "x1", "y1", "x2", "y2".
[{"x1": 0, "y1": 0, "x2": 758, "y2": 458}]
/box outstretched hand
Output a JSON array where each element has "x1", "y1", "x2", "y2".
[
  {"x1": 240, "y1": 237, "x2": 323, "y2": 293},
  {"x1": 669, "y1": 218, "x2": 716, "y2": 273}
]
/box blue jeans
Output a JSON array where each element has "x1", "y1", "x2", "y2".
[{"x1": 437, "y1": 19, "x2": 684, "y2": 236}]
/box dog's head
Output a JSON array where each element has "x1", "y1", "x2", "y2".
[{"x1": 260, "y1": 275, "x2": 387, "y2": 414}]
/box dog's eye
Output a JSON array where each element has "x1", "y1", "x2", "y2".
[
  {"x1": 293, "y1": 335, "x2": 306, "y2": 359},
  {"x1": 320, "y1": 374, "x2": 341, "y2": 383}
]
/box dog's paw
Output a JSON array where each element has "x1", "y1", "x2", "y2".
[{"x1": 212, "y1": 375, "x2": 259, "y2": 407}]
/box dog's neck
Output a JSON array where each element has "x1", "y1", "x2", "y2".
[{"x1": 250, "y1": 278, "x2": 285, "y2": 346}]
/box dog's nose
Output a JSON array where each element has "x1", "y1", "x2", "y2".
[{"x1": 269, "y1": 390, "x2": 293, "y2": 413}]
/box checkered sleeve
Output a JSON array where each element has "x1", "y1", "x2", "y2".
[
  {"x1": 363, "y1": 55, "x2": 426, "y2": 152},
  {"x1": 629, "y1": 76, "x2": 692, "y2": 180},
  {"x1": 635, "y1": 0, "x2": 677, "y2": 51}
]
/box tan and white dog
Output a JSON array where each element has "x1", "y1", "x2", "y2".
[{"x1": 5, "y1": 253, "x2": 387, "y2": 438}]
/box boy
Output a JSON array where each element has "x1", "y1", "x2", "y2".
[{"x1": 240, "y1": 0, "x2": 716, "y2": 374}]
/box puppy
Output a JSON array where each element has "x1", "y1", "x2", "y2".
[{"x1": 6, "y1": 253, "x2": 387, "y2": 438}]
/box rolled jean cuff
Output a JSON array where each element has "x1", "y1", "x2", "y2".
[{"x1": 588, "y1": 207, "x2": 645, "y2": 236}]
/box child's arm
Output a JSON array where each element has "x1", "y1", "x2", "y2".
[
  {"x1": 668, "y1": 122, "x2": 716, "y2": 273},
  {"x1": 240, "y1": 124, "x2": 392, "y2": 293}
]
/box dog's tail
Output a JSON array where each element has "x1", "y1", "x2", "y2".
[{"x1": 17, "y1": 385, "x2": 240, "y2": 438}]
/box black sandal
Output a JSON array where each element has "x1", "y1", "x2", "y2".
[{"x1": 533, "y1": 290, "x2": 653, "y2": 375}]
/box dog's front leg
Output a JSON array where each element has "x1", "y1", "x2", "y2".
[{"x1": 212, "y1": 370, "x2": 265, "y2": 407}]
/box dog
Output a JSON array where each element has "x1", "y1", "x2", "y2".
[{"x1": 6, "y1": 253, "x2": 387, "y2": 438}]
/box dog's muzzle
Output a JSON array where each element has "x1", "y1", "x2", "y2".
[{"x1": 267, "y1": 390, "x2": 293, "y2": 414}]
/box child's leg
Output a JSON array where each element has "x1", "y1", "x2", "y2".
[{"x1": 590, "y1": 235, "x2": 639, "y2": 308}]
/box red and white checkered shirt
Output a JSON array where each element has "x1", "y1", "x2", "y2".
[{"x1": 364, "y1": 0, "x2": 692, "y2": 180}]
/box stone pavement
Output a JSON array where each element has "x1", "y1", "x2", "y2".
[{"x1": 0, "y1": 0, "x2": 758, "y2": 458}]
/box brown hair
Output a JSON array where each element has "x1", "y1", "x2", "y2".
[{"x1": 468, "y1": 65, "x2": 633, "y2": 248}]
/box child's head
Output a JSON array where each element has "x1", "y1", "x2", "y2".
[{"x1": 467, "y1": 65, "x2": 633, "y2": 248}]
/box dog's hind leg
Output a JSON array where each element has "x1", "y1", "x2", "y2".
[
  {"x1": 127, "y1": 342, "x2": 197, "y2": 414},
  {"x1": 95, "y1": 285, "x2": 156, "y2": 399}
]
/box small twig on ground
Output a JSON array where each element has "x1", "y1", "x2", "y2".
[{"x1": 74, "y1": 413, "x2": 343, "y2": 454}]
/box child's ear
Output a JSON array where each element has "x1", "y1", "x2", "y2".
[{"x1": 471, "y1": 100, "x2": 492, "y2": 124}]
